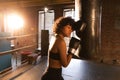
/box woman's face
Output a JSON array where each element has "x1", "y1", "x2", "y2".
[{"x1": 61, "y1": 24, "x2": 73, "y2": 37}]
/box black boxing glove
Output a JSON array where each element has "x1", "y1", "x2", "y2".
[
  {"x1": 73, "y1": 20, "x2": 87, "y2": 38},
  {"x1": 68, "y1": 37, "x2": 80, "y2": 55}
]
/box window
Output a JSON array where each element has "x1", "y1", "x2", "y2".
[
  {"x1": 63, "y1": 8, "x2": 75, "y2": 19},
  {"x1": 38, "y1": 10, "x2": 54, "y2": 49},
  {"x1": 38, "y1": 8, "x2": 76, "y2": 49}
]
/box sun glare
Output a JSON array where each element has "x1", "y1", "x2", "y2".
[{"x1": 7, "y1": 14, "x2": 24, "y2": 30}]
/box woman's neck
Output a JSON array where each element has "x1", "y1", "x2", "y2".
[{"x1": 57, "y1": 34, "x2": 64, "y2": 39}]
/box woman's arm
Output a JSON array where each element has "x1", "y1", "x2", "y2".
[{"x1": 57, "y1": 38, "x2": 73, "y2": 67}]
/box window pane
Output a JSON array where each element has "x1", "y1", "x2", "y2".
[
  {"x1": 63, "y1": 9, "x2": 75, "y2": 19},
  {"x1": 38, "y1": 10, "x2": 54, "y2": 49}
]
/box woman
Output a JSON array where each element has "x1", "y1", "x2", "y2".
[{"x1": 41, "y1": 16, "x2": 76, "y2": 80}]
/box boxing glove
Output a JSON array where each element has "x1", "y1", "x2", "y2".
[
  {"x1": 68, "y1": 37, "x2": 80, "y2": 55},
  {"x1": 73, "y1": 20, "x2": 87, "y2": 38}
]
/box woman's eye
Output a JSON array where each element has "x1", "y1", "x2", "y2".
[{"x1": 69, "y1": 26, "x2": 72, "y2": 29}]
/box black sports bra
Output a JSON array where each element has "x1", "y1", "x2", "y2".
[{"x1": 49, "y1": 52, "x2": 60, "y2": 60}]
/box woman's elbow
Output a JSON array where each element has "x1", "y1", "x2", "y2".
[{"x1": 62, "y1": 63, "x2": 68, "y2": 67}]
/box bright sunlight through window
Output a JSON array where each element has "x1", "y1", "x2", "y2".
[{"x1": 7, "y1": 14, "x2": 24, "y2": 31}]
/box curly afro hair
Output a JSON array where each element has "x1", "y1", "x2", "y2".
[{"x1": 53, "y1": 16, "x2": 75, "y2": 34}]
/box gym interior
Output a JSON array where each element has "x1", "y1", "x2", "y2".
[{"x1": 0, "y1": 0, "x2": 120, "y2": 80}]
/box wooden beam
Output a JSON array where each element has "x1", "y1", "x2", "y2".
[{"x1": 0, "y1": 0, "x2": 74, "y2": 9}]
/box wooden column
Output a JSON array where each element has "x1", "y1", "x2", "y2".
[{"x1": 54, "y1": 6, "x2": 63, "y2": 20}]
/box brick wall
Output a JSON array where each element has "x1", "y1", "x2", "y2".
[
  {"x1": 101, "y1": 0, "x2": 120, "y2": 65},
  {"x1": 13, "y1": 7, "x2": 38, "y2": 52}
]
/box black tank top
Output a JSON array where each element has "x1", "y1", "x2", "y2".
[{"x1": 49, "y1": 52, "x2": 60, "y2": 60}]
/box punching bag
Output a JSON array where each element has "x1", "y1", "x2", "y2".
[{"x1": 75, "y1": 0, "x2": 101, "y2": 59}]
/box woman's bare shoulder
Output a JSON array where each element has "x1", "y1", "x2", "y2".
[
  {"x1": 55, "y1": 38, "x2": 65, "y2": 49},
  {"x1": 57, "y1": 37, "x2": 65, "y2": 43}
]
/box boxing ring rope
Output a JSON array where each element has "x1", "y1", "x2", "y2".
[{"x1": 0, "y1": 44, "x2": 37, "y2": 56}]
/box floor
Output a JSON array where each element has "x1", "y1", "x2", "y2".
[
  {"x1": 0, "y1": 56, "x2": 47, "y2": 80},
  {"x1": 1, "y1": 56, "x2": 120, "y2": 80}
]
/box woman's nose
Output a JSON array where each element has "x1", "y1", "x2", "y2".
[{"x1": 70, "y1": 29, "x2": 73, "y2": 32}]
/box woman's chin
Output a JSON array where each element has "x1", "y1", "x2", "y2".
[{"x1": 67, "y1": 35, "x2": 71, "y2": 38}]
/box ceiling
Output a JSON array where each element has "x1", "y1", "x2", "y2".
[{"x1": 0, "y1": 0, "x2": 74, "y2": 9}]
